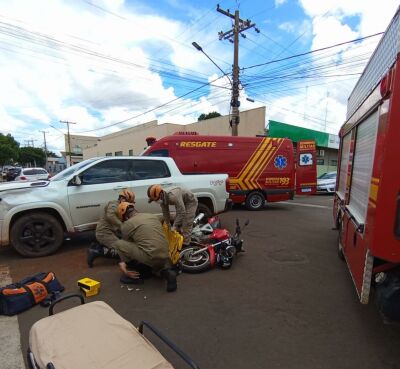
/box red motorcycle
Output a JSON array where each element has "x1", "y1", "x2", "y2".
[{"x1": 179, "y1": 214, "x2": 249, "y2": 273}]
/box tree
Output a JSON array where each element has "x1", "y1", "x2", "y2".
[
  {"x1": 47, "y1": 151, "x2": 59, "y2": 158},
  {"x1": 198, "y1": 111, "x2": 222, "y2": 121},
  {"x1": 0, "y1": 133, "x2": 19, "y2": 165},
  {"x1": 19, "y1": 147, "x2": 46, "y2": 167}
]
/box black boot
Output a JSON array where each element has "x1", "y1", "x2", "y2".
[
  {"x1": 103, "y1": 247, "x2": 120, "y2": 260},
  {"x1": 126, "y1": 261, "x2": 153, "y2": 279},
  {"x1": 87, "y1": 243, "x2": 120, "y2": 268},
  {"x1": 162, "y1": 269, "x2": 177, "y2": 292},
  {"x1": 87, "y1": 242, "x2": 102, "y2": 268},
  {"x1": 120, "y1": 275, "x2": 144, "y2": 284}
]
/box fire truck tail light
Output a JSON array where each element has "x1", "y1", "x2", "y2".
[
  {"x1": 380, "y1": 69, "x2": 393, "y2": 99},
  {"x1": 226, "y1": 178, "x2": 230, "y2": 192},
  {"x1": 395, "y1": 194, "x2": 400, "y2": 240}
]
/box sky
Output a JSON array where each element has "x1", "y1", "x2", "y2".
[{"x1": 0, "y1": 0, "x2": 399, "y2": 154}]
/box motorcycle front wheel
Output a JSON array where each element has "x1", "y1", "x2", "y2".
[{"x1": 179, "y1": 246, "x2": 211, "y2": 273}]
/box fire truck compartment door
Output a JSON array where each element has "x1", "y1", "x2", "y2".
[
  {"x1": 340, "y1": 212, "x2": 373, "y2": 304},
  {"x1": 296, "y1": 140, "x2": 317, "y2": 195}
]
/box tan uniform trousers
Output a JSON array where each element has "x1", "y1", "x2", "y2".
[
  {"x1": 95, "y1": 223, "x2": 119, "y2": 250},
  {"x1": 114, "y1": 239, "x2": 169, "y2": 273},
  {"x1": 115, "y1": 213, "x2": 170, "y2": 273},
  {"x1": 180, "y1": 200, "x2": 198, "y2": 245},
  {"x1": 161, "y1": 187, "x2": 198, "y2": 245}
]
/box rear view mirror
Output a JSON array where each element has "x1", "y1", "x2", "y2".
[{"x1": 70, "y1": 175, "x2": 82, "y2": 186}]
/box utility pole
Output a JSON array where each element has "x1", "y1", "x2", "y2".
[
  {"x1": 60, "y1": 120, "x2": 76, "y2": 167},
  {"x1": 24, "y1": 139, "x2": 37, "y2": 147},
  {"x1": 217, "y1": 4, "x2": 258, "y2": 136},
  {"x1": 324, "y1": 91, "x2": 329, "y2": 132},
  {"x1": 40, "y1": 130, "x2": 48, "y2": 170}
]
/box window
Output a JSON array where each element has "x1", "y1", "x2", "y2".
[
  {"x1": 23, "y1": 169, "x2": 47, "y2": 175},
  {"x1": 72, "y1": 145, "x2": 82, "y2": 154},
  {"x1": 132, "y1": 160, "x2": 170, "y2": 180},
  {"x1": 349, "y1": 110, "x2": 378, "y2": 224},
  {"x1": 115, "y1": 151, "x2": 123, "y2": 156},
  {"x1": 105, "y1": 152, "x2": 112, "y2": 157},
  {"x1": 80, "y1": 159, "x2": 131, "y2": 185},
  {"x1": 330, "y1": 160, "x2": 338, "y2": 166},
  {"x1": 337, "y1": 133, "x2": 351, "y2": 198},
  {"x1": 317, "y1": 159, "x2": 325, "y2": 165},
  {"x1": 317, "y1": 149, "x2": 325, "y2": 157},
  {"x1": 318, "y1": 172, "x2": 336, "y2": 180},
  {"x1": 129, "y1": 149, "x2": 133, "y2": 156},
  {"x1": 146, "y1": 149, "x2": 169, "y2": 157}
]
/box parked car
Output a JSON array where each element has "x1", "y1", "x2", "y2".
[
  {"x1": 0, "y1": 156, "x2": 230, "y2": 257},
  {"x1": 15, "y1": 167, "x2": 50, "y2": 182},
  {"x1": 2, "y1": 166, "x2": 22, "y2": 181},
  {"x1": 316, "y1": 171, "x2": 337, "y2": 193}
]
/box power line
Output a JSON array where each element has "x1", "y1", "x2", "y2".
[
  {"x1": 242, "y1": 32, "x2": 384, "y2": 70},
  {"x1": 0, "y1": 20, "x2": 221, "y2": 87}
]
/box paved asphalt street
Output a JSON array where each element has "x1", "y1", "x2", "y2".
[{"x1": 1, "y1": 195, "x2": 400, "y2": 369}]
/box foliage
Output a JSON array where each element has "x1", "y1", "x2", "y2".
[
  {"x1": 198, "y1": 111, "x2": 222, "y2": 121},
  {"x1": 0, "y1": 133, "x2": 20, "y2": 165},
  {"x1": 47, "y1": 151, "x2": 59, "y2": 158},
  {"x1": 19, "y1": 147, "x2": 46, "y2": 167}
]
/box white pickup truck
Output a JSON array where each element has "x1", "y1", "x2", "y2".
[{"x1": 0, "y1": 156, "x2": 230, "y2": 257}]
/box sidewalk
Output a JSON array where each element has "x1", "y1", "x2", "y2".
[{"x1": 0, "y1": 265, "x2": 26, "y2": 369}]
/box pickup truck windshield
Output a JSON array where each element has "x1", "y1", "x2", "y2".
[{"x1": 51, "y1": 158, "x2": 98, "y2": 181}]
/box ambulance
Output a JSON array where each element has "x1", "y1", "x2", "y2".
[
  {"x1": 142, "y1": 133, "x2": 317, "y2": 210},
  {"x1": 333, "y1": 7, "x2": 400, "y2": 320}
]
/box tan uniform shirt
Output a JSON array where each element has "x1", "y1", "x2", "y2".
[
  {"x1": 161, "y1": 186, "x2": 197, "y2": 228},
  {"x1": 120, "y1": 213, "x2": 169, "y2": 262},
  {"x1": 96, "y1": 200, "x2": 121, "y2": 234}
]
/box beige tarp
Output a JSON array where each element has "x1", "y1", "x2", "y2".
[{"x1": 29, "y1": 301, "x2": 174, "y2": 369}]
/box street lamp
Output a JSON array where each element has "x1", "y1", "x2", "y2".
[{"x1": 192, "y1": 42, "x2": 232, "y2": 85}]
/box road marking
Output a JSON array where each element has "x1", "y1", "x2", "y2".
[
  {"x1": 0, "y1": 265, "x2": 26, "y2": 369},
  {"x1": 280, "y1": 201, "x2": 330, "y2": 209}
]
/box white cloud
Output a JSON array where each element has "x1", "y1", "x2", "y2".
[
  {"x1": 275, "y1": 0, "x2": 287, "y2": 8},
  {"x1": 264, "y1": 0, "x2": 399, "y2": 135},
  {"x1": 0, "y1": 0, "x2": 239, "y2": 154},
  {"x1": 1, "y1": 0, "x2": 400, "y2": 156}
]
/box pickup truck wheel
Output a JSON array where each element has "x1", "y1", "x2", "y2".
[
  {"x1": 11, "y1": 212, "x2": 64, "y2": 257},
  {"x1": 245, "y1": 191, "x2": 265, "y2": 210},
  {"x1": 196, "y1": 203, "x2": 212, "y2": 222}
]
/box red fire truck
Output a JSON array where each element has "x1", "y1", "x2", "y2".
[
  {"x1": 333, "y1": 8, "x2": 400, "y2": 320},
  {"x1": 142, "y1": 134, "x2": 317, "y2": 210}
]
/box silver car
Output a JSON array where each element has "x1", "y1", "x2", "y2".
[
  {"x1": 317, "y1": 171, "x2": 337, "y2": 193},
  {"x1": 15, "y1": 167, "x2": 50, "y2": 182}
]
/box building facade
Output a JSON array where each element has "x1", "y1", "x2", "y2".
[
  {"x1": 47, "y1": 156, "x2": 67, "y2": 174},
  {"x1": 82, "y1": 107, "x2": 266, "y2": 159},
  {"x1": 268, "y1": 120, "x2": 339, "y2": 176}
]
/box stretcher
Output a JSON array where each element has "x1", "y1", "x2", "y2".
[{"x1": 27, "y1": 294, "x2": 199, "y2": 369}]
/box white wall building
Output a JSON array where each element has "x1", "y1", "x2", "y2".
[{"x1": 81, "y1": 107, "x2": 266, "y2": 159}]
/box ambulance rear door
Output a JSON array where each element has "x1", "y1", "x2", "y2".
[{"x1": 295, "y1": 140, "x2": 317, "y2": 195}]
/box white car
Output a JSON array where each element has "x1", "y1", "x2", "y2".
[
  {"x1": 15, "y1": 168, "x2": 50, "y2": 182},
  {"x1": 0, "y1": 156, "x2": 230, "y2": 257},
  {"x1": 317, "y1": 171, "x2": 337, "y2": 193}
]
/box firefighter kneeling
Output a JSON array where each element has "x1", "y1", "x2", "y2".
[{"x1": 114, "y1": 202, "x2": 178, "y2": 292}]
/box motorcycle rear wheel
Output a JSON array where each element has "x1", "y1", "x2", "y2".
[{"x1": 180, "y1": 246, "x2": 211, "y2": 273}]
